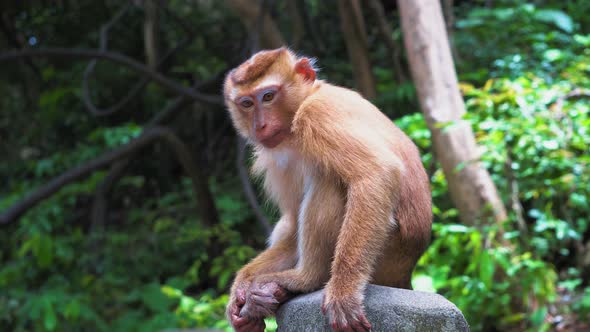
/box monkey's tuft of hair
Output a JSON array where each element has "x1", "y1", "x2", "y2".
[{"x1": 231, "y1": 47, "x2": 287, "y2": 85}]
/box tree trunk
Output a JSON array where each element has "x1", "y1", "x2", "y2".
[
  {"x1": 225, "y1": 0, "x2": 285, "y2": 49},
  {"x1": 337, "y1": 0, "x2": 377, "y2": 99},
  {"x1": 366, "y1": 0, "x2": 407, "y2": 83},
  {"x1": 398, "y1": 0, "x2": 507, "y2": 227},
  {"x1": 143, "y1": 0, "x2": 160, "y2": 69}
]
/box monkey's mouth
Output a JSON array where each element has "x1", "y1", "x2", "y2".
[{"x1": 259, "y1": 130, "x2": 288, "y2": 149}]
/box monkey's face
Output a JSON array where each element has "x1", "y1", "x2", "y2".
[
  {"x1": 224, "y1": 48, "x2": 317, "y2": 149},
  {"x1": 232, "y1": 83, "x2": 293, "y2": 148}
]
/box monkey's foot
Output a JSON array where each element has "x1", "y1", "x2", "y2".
[
  {"x1": 321, "y1": 294, "x2": 372, "y2": 332},
  {"x1": 240, "y1": 281, "x2": 293, "y2": 319}
]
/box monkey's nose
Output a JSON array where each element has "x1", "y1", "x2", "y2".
[{"x1": 256, "y1": 122, "x2": 267, "y2": 131}]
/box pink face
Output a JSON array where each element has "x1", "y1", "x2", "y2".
[{"x1": 234, "y1": 84, "x2": 289, "y2": 148}]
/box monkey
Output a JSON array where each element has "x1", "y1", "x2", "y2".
[{"x1": 223, "y1": 47, "x2": 432, "y2": 332}]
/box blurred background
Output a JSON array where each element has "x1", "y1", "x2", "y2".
[{"x1": 0, "y1": 0, "x2": 589, "y2": 331}]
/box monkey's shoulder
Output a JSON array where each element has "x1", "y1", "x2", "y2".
[
  {"x1": 293, "y1": 84, "x2": 368, "y2": 128},
  {"x1": 292, "y1": 83, "x2": 394, "y2": 139},
  {"x1": 304, "y1": 83, "x2": 374, "y2": 112}
]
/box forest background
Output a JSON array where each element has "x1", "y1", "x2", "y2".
[{"x1": 1, "y1": 0, "x2": 589, "y2": 331}]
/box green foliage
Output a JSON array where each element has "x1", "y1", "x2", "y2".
[
  {"x1": 454, "y1": 2, "x2": 581, "y2": 82},
  {"x1": 0, "y1": 176, "x2": 257, "y2": 331},
  {"x1": 414, "y1": 224, "x2": 556, "y2": 331},
  {"x1": 0, "y1": 118, "x2": 259, "y2": 331},
  {"x1": 402, "y1": 12, "x2": 590, "y2": 328}
]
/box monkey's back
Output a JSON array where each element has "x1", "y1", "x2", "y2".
[{"x1": 299, "y1": 82, "x2": 433, "y2": 288}]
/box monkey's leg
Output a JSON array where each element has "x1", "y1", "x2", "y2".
[
  {"x1": 227, "y1": 215, "x2": 298, "y2": 332},
  {"x1": 240, "y1": 176, "x2": 345, "y2": 319},
  {"x1": 322, "y1": 175, "x2": 398, "y2": 332}
]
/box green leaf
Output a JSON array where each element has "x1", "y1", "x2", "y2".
[
  {"x1": 64, "y1": 300, "x2": 81, "y2": 320},
  {"x1": 412, "y1": 274, "x2": 436, "y2": 292},
  {"x1": 574, "y1": 34, "x2": 590, "y2": 46},
  {"x1": 140, "y1": 283, "x2": 175, "y2": 313},
  {"x1": 217, "y1": 270, "x2": 232, "y2": 290},
  {"x1": 543, "y1": 49, "x2": 564, "y2": 62},
  {"x1": 479, "y1": 250, "x2": 495, "y2": 289},
  {"x1": 445, "y1": 224, "x2": 470, "y2": 233},
  {"x1": 534, "y1": 9, "x2": 574, "y2": 33},
  {"x1": 31, "y1": 234, "x2": 54, "y2": 268},
  {"x1": 530, "y1": 306, "x2": 548, "y2": 326},
  {"x1": 43, "y1": 298, "x2": 57, "y2": 331}
]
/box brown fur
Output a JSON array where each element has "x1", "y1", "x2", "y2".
[
  {"x1": 224, "y1": 49, "x2": 432, "y2": 332},
  {"x1": 230, "y1": 47, "x2": 292, "y2": 86}
]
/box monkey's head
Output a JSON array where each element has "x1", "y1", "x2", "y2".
[{"x1": 224, "y1": 47, "x2": 317, "y2": 149}]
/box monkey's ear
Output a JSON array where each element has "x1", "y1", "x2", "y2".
[{"x1": 295, "y1": 58, "x2": 316, "y2": 82}]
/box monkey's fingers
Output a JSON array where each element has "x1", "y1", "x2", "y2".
[
  {"x1": 240, "y1": 280, "x2": 294, "y2": 319},
  {"x1": 253, "y1": 281, "x2": 294, "y2": 304},
  {"x1": 331, "y1": 320, "x2": 370, "y2": 332},
  {"x1": 253, "y1": 318, "x2": 266, "y2": 332},
  {"x1": 322, "y1": 297, "x2": 371, "y2": 332},
  {"x1": 234, "y1": 319, "x2": 263, "y2": 332},
  {"x1": 330, "y1": 323, "x2": 355, "y2": 332},
  {"x1": 350, "y1": 314, "x2": 371, "y2": 332},
  {"x1": 231, "y1": 310, "x2": 265, "y2": 332},
  {"x1": 252, "y1": 293, "x2": 281, "y2": 314},
  {"x1": 240, "y1": 295, "x2": 276, "y2": 319},
  {"x1": 358, "y1": 313, "x2": 371, "y2": 331},
  {"x1": 330, "y1": 314, "x2": 371, "y2": 332},
  {"x1": 250, "y1": 293, "x2": 280, "y2": 306},
  {"x1": 235, "y1": 288, "x2": 247, "y2": 307},
  {"x1": 240, "y1": 320, "x2": 264, "y2": 332}
]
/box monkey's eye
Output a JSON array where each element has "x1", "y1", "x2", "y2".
[
  {"x1": 240, "y1": 99, "x2": 254, "y2": 108},
  {"x1": 262, "y1": 91, "x2": 275, "y2": 102}
]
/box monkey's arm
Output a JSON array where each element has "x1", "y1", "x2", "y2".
[
  {"x1": 322, "y1": 173, "x2": 397, "y2": 329},
  {"x1": 294, "y1": 101, "x2": 401, "y2": 331},
  {"x1": 232, "y1": 214, "x2": 298, "y2": 285},
  {"x1": 319, "y1": 154, "x2": 398, "y2": 332}
]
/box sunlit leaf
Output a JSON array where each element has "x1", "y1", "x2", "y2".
[{"x1": 534, "y1": 9, "x2": 574, "y2": 33}]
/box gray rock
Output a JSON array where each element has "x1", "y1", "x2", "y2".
[{"x1": 276, "y1": 285, "x2": 469, "y2": 332}]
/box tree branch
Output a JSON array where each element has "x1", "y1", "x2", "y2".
[
  {"x1": 1, "y1": 127, "x2": 218, "y2": 225},
  {"x1": 338, "y1": 0, "x2": 377, "y2": 99},
  {"x1": 0, "y1": 13, "x2": 42, "y2": 78},
  {"x1": 505, "y1": 148, "x2": 528, "y2": 240},
  {"x1": 550, "y1": 88, "x2": 590, "y2": 114},
  {"x1": 81, "y1": 2, "x2": 201, "y2": 117},
  {"x1": 89, "y1": 96, "x2": 193, "y2": 229},
  {"x1": 89, "y1": 72, "x2": 227, "y2": 231},
  {"x1": 0, "y1": 48, "x2": 223, "y2": 105},
  {"x1": 82, "y1": 40, "x2": 192, "y2": 116},
  {"x1": 82, "y1": 3, "x2": 141, "y2": 116}
]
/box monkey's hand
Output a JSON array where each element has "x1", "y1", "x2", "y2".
[
  {"x1": 321, "y1": 287, "x2": 372, "y2": 332},
  {"x1": 226, "y1": 281, "x2": 265, "y2": 332},
  {"x1": 240, "y1": 281, "x2": 293, "y2": 319}
]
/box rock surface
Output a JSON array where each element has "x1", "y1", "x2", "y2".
[{"x1": 276, "y1": 285, "x2": 469, "y2": 332}]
